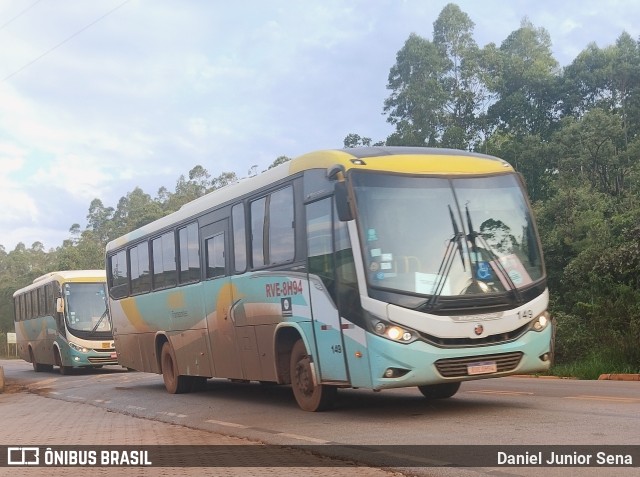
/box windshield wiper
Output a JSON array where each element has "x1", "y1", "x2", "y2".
[
  {"x1": 91, "y1": 308, "x2": 109, "y2": 333},
  {"x1": 422, "y1": 206, "x2": 466, "y2": 311},
  {"x1": 449, "y1": 205, "x2": 466, "y2": 271}
]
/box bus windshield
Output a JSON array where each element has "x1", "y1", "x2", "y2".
[
  {"x1": 351, "y1": 171, "x2": 544, "y2": 299},
  {"x1": 63, "y1": 282, "x2": 112, "y2": 333}
]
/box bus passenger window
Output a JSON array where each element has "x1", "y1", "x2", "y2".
[
  {"x1": 206, "y1": 233, "x2": 225, "y2": 278},
  {"x1": 269, "y1": 186, "x2": 294, "y2": 264},
  {"x1": 306, "y1": 198, "x2": 335, "y2": 300},
  {"x1": 110, "y1": 250, "x2": 129, "y2": 299},
  {"x1": 251, "y1": 197, "x2": 266, "y2": 267},
  {"x1": 178, "y1": 222, "x2": 200, "y2": 283},
  {"x1": 152, "y1": 232, "x2": 177, "y2": 289},
  {"x1": 130, "y1": 242, "x2": 151, "y2": 294},
  {"x1": 232, "y1": 203, "x2": 247, "y2": 273}
]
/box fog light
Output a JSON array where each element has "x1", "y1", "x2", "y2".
[
  {"x1": 541, "y1": 353, "x2": 550, "y2": 362},
  {"x1": 73, "y1": 356, "x2": 80, "y2": 362},
  {"x1": 382, "y1": 367, "x2": 409, "y2": 378}
]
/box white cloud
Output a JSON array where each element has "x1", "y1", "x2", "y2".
[{"x1": 0, "y1": 0, "x2": 638, "y2": 251}]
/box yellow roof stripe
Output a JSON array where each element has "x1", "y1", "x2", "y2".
[{"x1": 288, "y1": 150, "x2": 513, "y2": 175}]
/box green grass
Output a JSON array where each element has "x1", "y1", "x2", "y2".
[{"x1": 548, "y1": 351, "x2": 640, "y2": 380}]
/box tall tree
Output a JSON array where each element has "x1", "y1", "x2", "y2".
[
  {"x1": 384, "y1": 4, "x2": 487, "y2": 149},
  {"x1": 86, "y1": 198, "x2": 115, "y2": 244},
  {"x1": 384, "y1": 33, "x2": 449, "y2": 146},
  {"x1": 432, "y1": 3, "x2": 484, "y2": 148},
  {"x1": 111, "y1": 187, "x2": 164, "y2": 238},
  {"x1": 486, "y1": 18, "x2": 560, "y2": 139}
]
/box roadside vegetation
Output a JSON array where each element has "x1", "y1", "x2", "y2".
[{"x1": 1, "y1": 4, "x2": 639, "y2": 377}]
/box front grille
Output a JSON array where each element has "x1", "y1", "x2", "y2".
[
  {"x1": 88, "y1": 356, "x2": 118, "y2": 364},
  {"x1": 92, "y1": 347, "x2": 115, "y2": 352},
  {"x1": 435, "y1": 352, "x2": 523, "y2": 378},
  {"x1": 420, "y1": 323, "x2": 529, "y2": 348}
]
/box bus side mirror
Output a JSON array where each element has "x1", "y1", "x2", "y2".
[
  {"x1": 56, "y1": 298, "x2": 64, "y2": 313},
  {"x1": 335, "y1": 182, "x2": 353, "y2": 222}
]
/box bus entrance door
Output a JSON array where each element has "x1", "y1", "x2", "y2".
[
  {"x1": 309, "y1": 276, "x2": 348, "y2": 383},
  {"x1": 202, "y1": 220, "x2": 244, "y2": 380},
  {"x1": 306, "y1": 198, "x2": 348, "y2": 384}
]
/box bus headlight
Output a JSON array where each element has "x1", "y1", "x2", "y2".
[
  {"x1": 531, "y1": 312, "x2": 550, "y2": 332},
  {"x1": 371, "y1": 320, "x2": 417, "y2": 344},
  {"x1": 68, "y1": 342, "x2": 90, "y2": 353}
]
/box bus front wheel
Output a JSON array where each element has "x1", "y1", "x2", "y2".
[
  {"x1": 55, "y1": 349, "x2": 72, "y2": 375},
  {"x1": 417, "y1": 382, "x2": 461, "y2": 400},
  {"x1": 290, "y1": 339, "x2": 336, "y2": 412},
  {"x1": 161, "y1": 342, "x2": 190, "y2": 394}
]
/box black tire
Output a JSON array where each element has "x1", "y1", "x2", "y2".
[
  {"x1": 55, "y1": 349, "x2": 72, "y2": 375},
  {"x1": 161, "y1": 342, "x2": 190, "y2": 394},
  {"x1": 417, "y1": 382, "x2": 461, "y2": 400},
  {"x1": 30, "y1": 349, "x2": 48, "y2": 372},
  {"x1": 290, "y1": 339, "x2": 336, "y2": 412}
]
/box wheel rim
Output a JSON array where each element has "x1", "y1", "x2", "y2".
[{"x1": 294, "y1": 356, "x2": 314, "y2": 397}]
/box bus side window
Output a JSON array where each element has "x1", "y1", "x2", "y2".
[
  {"x1": 20, "y1": 294, "x2": 26, "y2": 321},
  {"x1": 268, "y1": 186, "x2": 295, "y2": 264},
  {"x1": 109, "y1": 250, "x2": 129, "y2": 299},
  {"x1": 38, "y1": 287, "x2": 45, "y2": 317},
  {"x1": 178, "y1": 222, "x2": 200, "y2": 284},
  {"x1": 205, "y1": 233, "x2": 226, "y2": 278},
  {"x1": 130, "y1": 242, "x2": 151, "y2": 294},
  {"x1": 232, "y1": 203, "x2": 247, "y2": 273},
  {"x1": 13, "y1": 295, "x2": 20, "y2": 322},
  {"x1": 152, "y1": 232, "x2": 177, "y2": 289},
  {"x1": 251, "y1": 197, "x2": 267, "y2": 268},
  {"x1": 306, "y1": 198, "x2": 336, "y2": 301}
]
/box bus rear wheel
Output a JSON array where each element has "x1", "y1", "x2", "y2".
[
  {"x1": 290, "y1": 339, "x2": 336, "y2": 412},
  {"x1": 417, "y1": 382, "x2": 461, "y2": 400},
  {"x1": 30, "y1": 349, "x2": 51, "y2": 372},
  {"x1": 161, "y1": 342, "x2": 190, "y2": 394}
]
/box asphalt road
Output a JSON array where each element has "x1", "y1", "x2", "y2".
[{"x1": 2, "y1": 359, "x2": 639, "y2": 477}]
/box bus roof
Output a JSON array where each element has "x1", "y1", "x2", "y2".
[
  {"x1": 13, "y1": 270, "x2": 106, "y2": 297},
  {"x1": 289, "y1": 147, "x2": 512, "y2": 175},
  {"x1": 106, "y1": 147, "x2": 513, "y2": 252}
]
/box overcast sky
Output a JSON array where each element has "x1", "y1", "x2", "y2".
[{"x1": 1, "y1": 0, "x2": 639, "y2": 252}]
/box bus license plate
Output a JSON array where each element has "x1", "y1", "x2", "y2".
[
  {"x1": 101, "y1": 342, "x2": 110, "y2": 349},
  {"x1": 467, "y1": 361, "x2": 497, "y2": 375}
]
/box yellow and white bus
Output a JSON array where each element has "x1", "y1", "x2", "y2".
[
  {"x1": 13, "y1": 270, "x2": 118, "y2": 374},
  {"x1": 106, "y1": 147, "x2": 554, "y2": 411}
]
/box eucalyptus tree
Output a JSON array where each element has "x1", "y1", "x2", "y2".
[
  {"x1": 486, "y1": 18, "x2": 560, "y2": 139},
  {"x1": 562, "y1": 33, "x2": 640, "y2": 144},
  {"x1": 432, "y1": 3, "x2": 486, "y2": 148},
  {"x1": 384, "y1": 4, "x2": 486, "y2": 148},
  {"x1": 384, "y1": 32, "x2": 448, "y2": 146},
  {"x1": 111, "y1": 187, "x2": 164, "y2": 238}
]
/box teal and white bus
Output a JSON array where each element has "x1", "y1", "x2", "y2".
[
  {"x1": 13, "y1": 270, "x2": 118, "y2": 374},
  {"x1": 106, "y1": 147, "x2": 554, "y2": 411}
]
